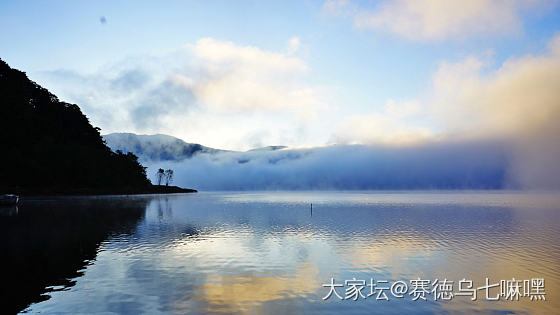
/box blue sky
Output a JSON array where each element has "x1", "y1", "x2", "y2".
[{"x1": 1, "y1": 0, "x2": 560, "y2": 151}]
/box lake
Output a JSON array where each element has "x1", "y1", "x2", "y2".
[{"x1": 1, "y1": 191, "x2": 559, "y2": 314}]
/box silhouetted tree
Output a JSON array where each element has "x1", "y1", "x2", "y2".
[
  {"x1": 164, "y1": 169, "x2": 174, "y2": 186},
  {"x1": 156, "y1": 168, "x2": 165, "y2": 185}
]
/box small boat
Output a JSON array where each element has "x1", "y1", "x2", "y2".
[{"x1": 0, "y1": 194, "x2": 19, "y2": 206}]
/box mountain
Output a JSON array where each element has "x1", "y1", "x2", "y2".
[
  {"x1": 103, "y1": 133, "x2": 225, "y2": 162},
  {"x1": 0, "y1": 58, "x2": 194, "y2": 194},
  {"x1": 103, "y1": 133, "x2": 290, "y2": 162}
]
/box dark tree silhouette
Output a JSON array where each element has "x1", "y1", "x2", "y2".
[
  {"x1": 156, "y1": 168, "x2": 165, "y2": 185},
  {"x1": 0, "y1": 58, "x2": 151, "y2": 194},
  {"x1": 164, "y1": 169, "x2": 174, "y2": 186}
]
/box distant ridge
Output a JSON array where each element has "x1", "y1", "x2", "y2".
[
  {"x1": 103, "y1": 133, "x2": 226, "y2": 162},
  {"x1": 248, "y1": 145, "x2": 287, "y2": 152},
  {"x1": 103, "y1": 133, "x2": 288, "y2": 161}
]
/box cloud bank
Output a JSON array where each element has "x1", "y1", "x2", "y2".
[
  {"x1": 141, "y1": 140, "x2": 511, "y2": 190},
  {"x1": 330, "y1": 34, "x2": 560, "y2": 188},
  {"x1": 432, "y1": 34, "x2": 560, "y2": 188},
  {"x1": 325, "y1": 0, "x2": 554, "y2": 41}
]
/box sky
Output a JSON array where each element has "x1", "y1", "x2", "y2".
[{"x1": 1, "y1": 0, "x2": 559, "y2": 155}]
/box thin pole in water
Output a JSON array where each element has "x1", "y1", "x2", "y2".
[{"x1": 310, "y1": 203, "x2": 312, "y2": 217}]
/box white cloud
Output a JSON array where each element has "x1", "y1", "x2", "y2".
[
  {"x1": 331, "y1": 34, "x2": 560, "y2": 187},
  {"x1": 287, "y1": 37, "x2": 301, "y2": 55},
  {"x1": 321, "y1": 0, "x2": 352, "y2": 16},
  {"x1": 335, "y1": 33, "x2": 560, "y2": 144},
  {"x1": 430, "y1": 34, "x2": 560, "y2": 137},
  {"x1": 187, "y1": 38, "x2": 307, "y2": 73},
  {"x1": 333, "y1": 99, "x2": 434, "y2": 145},
  {"x1": 331, "y1": 0, "x2": 552, "y2": 41},
  {"x1": 430, "y1": 34, "x2": 560, "y2": 188},
  {"x1": 36, "y1": 38, "x2": 331, "y2": 151},
  {"x1": 170, "y1": 38, "x2": 324, "y2": 117}
]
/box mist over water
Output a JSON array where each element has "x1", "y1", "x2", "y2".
[{"x1": 142, "y1": 140, "x2": 515, "y2": 191}]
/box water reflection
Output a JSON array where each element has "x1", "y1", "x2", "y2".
[
  {"x1": 4, "y1": 192, "x2": 559, "y2": 314},
  {"x1": 0, "y1": 196, "x2": 150, "y2": 313},
  {"x1": 0, "y1": 205, "x2": 18, "y2": 216}
]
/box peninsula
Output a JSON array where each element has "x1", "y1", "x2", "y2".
[{"x1": 0, "y1": 59, "x2": 196, "y2": 195}]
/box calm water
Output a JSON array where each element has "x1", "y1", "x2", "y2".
[{"x1": 1, "y1": 191, "x2": 559, "y2": 314}]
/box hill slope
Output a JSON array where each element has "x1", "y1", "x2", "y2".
[
  {"x1": 103, "y1": 133, "x2": 224, "y2": 162},
  {"x1": 0, "y1": 59, "x2": 191, "y2": 194}
]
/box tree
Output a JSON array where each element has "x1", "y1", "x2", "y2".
[
  {"x1": 164, "y1": 169, "x2": 174, "y2": 186},
  {"x1": 156, "y1": 168, "x2": 165, "y2": 185},
  {"x1": 0, "y1": 59, "x2": 152, "y2": 193}
]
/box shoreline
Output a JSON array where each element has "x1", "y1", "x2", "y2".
[{"x1": 2, "y1": 185, "x2": 197, "y2": 197}]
